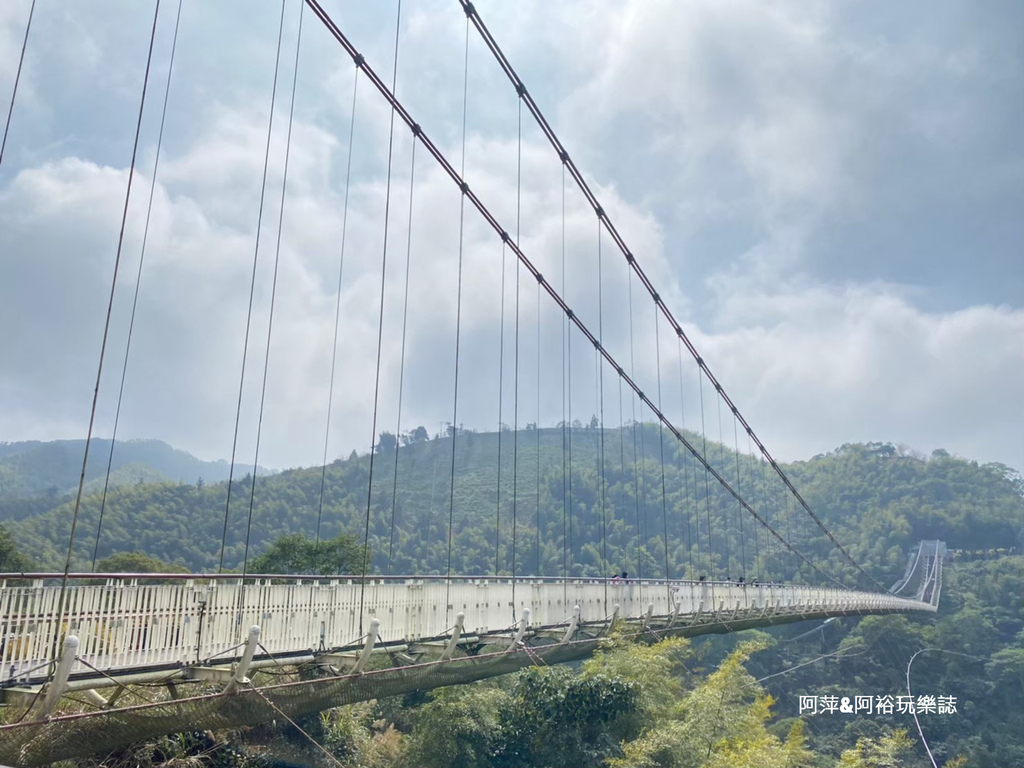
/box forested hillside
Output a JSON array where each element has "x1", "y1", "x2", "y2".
[
  {"x1": 0, "y1": 434, "x2": 1020, "y2": 766},
  {"x1": 1, "y1": 431, "x2": 1019, "y2": 584}
]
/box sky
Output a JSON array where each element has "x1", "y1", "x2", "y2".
[{"x1": 1, "y1": 0, "x2": 1021, "y2": 474}]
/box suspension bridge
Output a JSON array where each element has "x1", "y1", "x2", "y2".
[{"x1": 0, "y1": 0, "x2": 944, "y2": 764}]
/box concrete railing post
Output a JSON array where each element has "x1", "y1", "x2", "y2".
[
  {"x1": 37, "y1": 635, "x2": 78, "y2": 719},
  {"x1": 352, "y1": 618, "x2": 380, "y2": 674},
  {"x1": 224, "y1": 625, "x2": 260, "y2": 693},
  {"x1": 509, "y1": 608, "x2": 530, "y2": 650},
  {"x1": 441, "y1": 612, "x2": 465, "y2": 661},
  {"x1": 560, "y1": 605, "x2": 580, "y2": 644}
]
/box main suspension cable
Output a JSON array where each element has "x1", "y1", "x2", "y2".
[
  {"x1": 458, "y1": 0, "x2": 883, "y2": 592},
  {"x1": 92, "y1": 0, "x2": 185, "y2": 569},
  {"x1": 303, "y1": 0, "x2": 854, "y2": 589},
  {"x1": 0, "y1": 0, "x2": 36, "y2": 167}
]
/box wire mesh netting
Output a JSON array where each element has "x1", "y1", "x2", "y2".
[{"x1": 0, "y1": 637, "x2": 601, "y2": 766}]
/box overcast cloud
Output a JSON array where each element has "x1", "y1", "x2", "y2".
[{"x1": 1, "y1": 0, "x2": 1021, "y2": 473}]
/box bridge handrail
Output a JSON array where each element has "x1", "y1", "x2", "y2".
[{"x1": 0, "y1": 572, "x2": 845, "y2": 589}]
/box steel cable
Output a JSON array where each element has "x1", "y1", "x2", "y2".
[
  {"x1": 218, "y1": 0, "x2": 287, "y2": 573},
  {"x1": 315, "y1": 66, "x2": 359, "y2": 548},
  {"x1": 444, "y1": 13, "x2": 470, "y2": 620},
  {"x1": 0, "y1": 0, "x2": 36, "y2": 167},
  {"x1": 302, "y1": 0, "x2": 859, "y2": 590},
  {"x1": 386, "y1": 140, "x2": 417, "y2": 574},
  {"x1": 56, "y1": 0, "x2": 162, "y2": 672},
  {"x1": 241, "y1": 0, "x2": 306, "y2": 576},
  {"x1": 358, "y1": 0, "x2": 403, "y2": 631},
  {"x1": 92, "y1": 0, "x2": 185, "y2": 569},
  {"x1": 458, "y1": 0, "x2": 884, "y2": 593}
]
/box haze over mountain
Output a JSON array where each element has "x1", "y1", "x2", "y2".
[{"x1": 0, "y1": 438, "x2": 273, "y2": 507}]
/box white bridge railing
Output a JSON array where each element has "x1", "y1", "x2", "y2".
[{"x1": 0, "y1": 573, "x2": 934, "y2": 684}]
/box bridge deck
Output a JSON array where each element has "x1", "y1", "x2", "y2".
[{"x1": 0, "y1": 573, "x2": 934, "y2": 688}]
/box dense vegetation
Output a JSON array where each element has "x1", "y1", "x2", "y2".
[
  {"x1": 1, "y1": 432, "x2": 1019, "y2": 589},
  {"x1": 0, "y1": 435, "x2": 1020, "y2": 765},
  {"x1": 79, "y1": 625, "x2": 1013, "y2": 768}
]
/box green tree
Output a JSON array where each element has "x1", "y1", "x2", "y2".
[
  {"x1": 403, "y1": 687, "x2": 506, "y2": 768},
  {"x1": 95, "y1": 551, "x2": 189, "y2": 573},
  {"x1": 403, "y1": 426, "x2": 430, "y2": 445},
  {"x1": 248, "y1": 532, "x2": 366, "y2": 575},
  {"x1": 837, "y1": 729, "x2": 920, "y2": 768},
  {"x1": 610, "y1": 638, "x2": 814, "y2": 768},
  {"x1": 376, "y1": 432, "x2": 397, "y2": 455},
  {"x1": 494, "y1": 666, "x2": 639, "y2": 767},
  {"x1": 0, "y1": 524, "x2": 32, "y2": 571}
]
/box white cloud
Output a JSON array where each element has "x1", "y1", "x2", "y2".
[
  {"x1": 677, "y1": 280, "x2": 1024, "y2": 470},
  {"x1": 0, "y1": 0, "x2": 1019, "y2": 480}
]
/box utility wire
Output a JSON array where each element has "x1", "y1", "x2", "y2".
[{"x1": 906, "y1": 649, "x2": 986, "y2": 768}]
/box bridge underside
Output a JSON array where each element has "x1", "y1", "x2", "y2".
[{"x1": 0, "y1": 593, "x2": 933, "y2": 766}]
